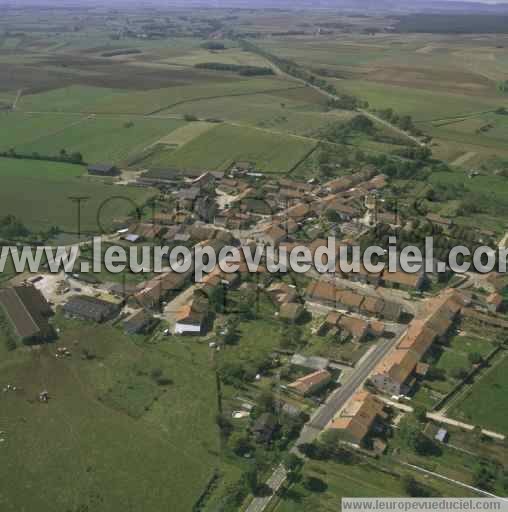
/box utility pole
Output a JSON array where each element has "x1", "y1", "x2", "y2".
[{"x1": 68, "y1": 196, "x2": 90, "y2": 242}]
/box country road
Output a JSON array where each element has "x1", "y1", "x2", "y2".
[
  {"x1": 258, "y1": 50, "x2": 426, "y2": 148},
  {"x1": 11, "y1": 89, "x2": 22, "y2": 110},
  {"x1": 246, "y1": 327, "x2": 407, "y2": 512},
  {"x1": 308, "y1": 332, "x2": 406, "y2": 431}
]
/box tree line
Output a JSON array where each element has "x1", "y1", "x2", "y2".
[
  {"x1": 0, "y1": 148, "x2": 85, "y2": 165},
  {"x1": 195, "y1": 62, "x2": 274, "y2": 76}
]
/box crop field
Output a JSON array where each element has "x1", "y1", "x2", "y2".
[
  {"x1": 142, "y1": 123, "x2": 317, "y2": 173},
  {"x1": 0, "y1": 315, "x2": 219, "y2": 512},
  {"x1": 0, "y1": 111, "x2": 84, "y2": 149},
  {"x1": 158, "y1": 121, "x2": 215, "y2": 146},
  {"x1": 17, "y1": 116, "x2": 185, "y2": 164},
  {"x1": 18, "y1": 78, "x2": 297, "y2": 115},
  {"x1": 256, "y1": 35, "x2": 508, "y2": 166},
  {"x1": 166, "y1": 90, "x2": 353, "y2": 137},
  {"x1": 162, "y1": 47, "x2": 271, "y2": 67},
  {"x1": 0, "y1": 158, "x2": 155, "y2": 232},
  {"x1": 336, "y1": 80, "x2": 503, "y2": 122},
  {"x1": 449, "y1": 353, "x2": 508, "y2": 434}
]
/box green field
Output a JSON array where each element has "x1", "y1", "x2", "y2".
[
  {"x1": 143, "y1": 123, "x2": 317, "y2": 173},
  {"x1": 19, "y1": 78, "x2": 297, "y2": 115},
  {"x1": 449, "y1": 353, "x2": 508, "y2": 434},
  {"x1": 0, "y1": 158, "x2": 155, "y2": 232},
  {"x1": 257, "y1": 35, "x2": 508, "y2": 167},
  {"x1": 18, "y1": 116, "x2": 185, "y2": 164},
  {"x1": 274, "y1": 455, "x2": 474, "y2": 512},
  {"x1": 167, "y1": 90, "x2": 352, "y2": 137},
  {"x1": 0, "y1": 111, "x2": 83, "y2": 148},
  {"x1": 0, "y1": 315, "x2": 219, "y2": 512}
]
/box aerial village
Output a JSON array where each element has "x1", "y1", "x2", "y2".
[{"x1": 1, "y1": 159, "x2": 508, "y2": 493}]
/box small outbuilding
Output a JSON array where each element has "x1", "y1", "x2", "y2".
[{"x1": 87, "y1": 163, "x2": 119, "y2": 176}]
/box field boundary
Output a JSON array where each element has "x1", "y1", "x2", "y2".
[{"x1": 147, "y1": 85, "x2": 306, "y2": 116}]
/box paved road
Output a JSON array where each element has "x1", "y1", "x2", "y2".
[
  {"x1": 246, "y1": 328, "x2": 407, "y2": 512},
  {"x1": 308, "y1": 331, "x2": 406, "y2": 431},
  {"x1": 264, "y1": 55, "x2": 426, "y2": 147},
  {"x1": 246, "y1": 465, "x2": 288, "y2": 512}
]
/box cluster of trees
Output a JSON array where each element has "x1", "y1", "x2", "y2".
[
  {"x1": 398, "y1": 416, "x2": 442, "y2": 457},
  {"x1": 472, "y1": 460, "x2": 500, "y2": 490},
  {"x1": 1, "y1": 148, "x2": 85, "y2": 165},
  {"x1": 219, "y1": 353, "x2": 273, "y2": 388},
  {"x1": 195, "y1": 62, "x2": 274, "y2": 76},
  {"x1": 101, "y1": 48, "x2": 141, "y2": 57},
  {"x1": 394, "y1": 146, "x2": 432, "y2": 162},
  {"x1": 200, "y1": 41, "x2": 226, "y2": 50},
  {"x1": 361, "y1": 216, "x2": 496, "y2": 266},
  {"x1": 239, "y1": 40, "x2": 341, "y2": 98},
  {"x1": 376, "y1": 108, "x2": 422, "y2": 136},
  {"x1": 402, "y1": 476, "x2": 435, "y2": 497},
  {"x1": 319, "y1": 115, "x2": 375, "y2": 145},
  {"x1": 298, "y1": 429, "x2": 356, "y2": 463},
  {"x1": 0, "y1": 214, "x2": 30, "y2": 239},
  {"x1": 498, "y1": 81, "x2": 508, "y2": 94},
  {"x1": 364, "y1": 153, "x2": 432, "y2": 180},
  {"x1": 150, "y1": 368, "x2": 173, "y2": 386},
  {"x1": 327, "y1": 95, "x2": 367, "y2": 111}
]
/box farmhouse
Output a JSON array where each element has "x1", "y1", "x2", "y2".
[
  {"x1": 382, "y1": 268, "x2": 427, "y2": 291},
  {"x1": 306, "y1": 279, "x2": 342, "y2": 306},
  {"x1": 486, "y1": 292, "x2": 504, "y2": 313},
  {"x1": 174, "y1": 296, "x2": 209, "y2": 335},
  {"x1": 126, "y1": 223, "x2": 162, "y2": 241},
  {"x1": 133, "y1": 271, "x2": 190, "y2": 310},
  {"x1": 251, "y1": 413, "x2": 277, "y2": 443},
  {"x1": 288, "y1": 369, "x2": 332, "y2": 396},
  {"x1": 325, "y1": 176, "x2": 353, "y2": 193},
  {"x1": 371, "y1": 349, "x2": 419, "y2": 396},
  {"x1": 62, "y1": 295, "x2": 120, "y2": 323},
  {"x1": 371, "y1": 289, "x2": 464, "y2": 395},
  {"x1": 338, "y1": 315, "x2": 369, "y2": 342},
  {"x1": 328, "y1": 390, "x2": 384, "y2": 446},
  {"x1": 0, "y1": 284, "x2": 55, "y2": 343},
  {"x1": 285, "y1": 203, "x2": 311, "y2": 223},
  {"x1": 257, "y1": 224, "x2": 287, "y2": 246},
  {"x1": 279, "y1": 302, "x2": 305, "y2": 322},
  {"x1": 87, "y1": 163, "x2": 118, "y2": 176},
  {"x1": 267, "y1": 282, "x2": 298, "y2": 305}
]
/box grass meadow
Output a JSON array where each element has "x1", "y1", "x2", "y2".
[
  {"x1": 0, "y1": 315, "x2": 220, "y2": 512},
  {"x1": 0, "y1": 158, "x2": 155, "y2": 233},
  {"x1": 449, "y1": 353, "x2": 508, "y2": 434},
  {"x1": 19, "y1": 78, "x2": 297, "y2": 115},
  {"x1": 18, "y1": 116, "x2": 185, "y2": 165},
  {"x1": 142, "y1": 123, "x2": 317, "y2": 173}
]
